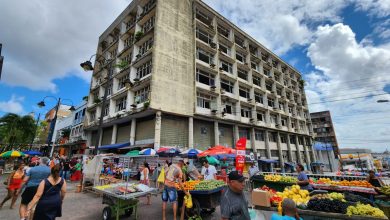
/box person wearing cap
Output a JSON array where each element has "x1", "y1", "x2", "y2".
[
  {"x1": 221, "y1": 171, "x2": 250, "y2": 220},
  {"x1": 271, "y1": 198, "x2": 302, "y2": 220}
]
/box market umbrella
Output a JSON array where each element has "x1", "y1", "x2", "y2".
[
  {"x1": 205, "y1": 156, "x2": 220, "y2": 165},
  {"x1": 22, "y1": 150, "x2": 42, "y2": 156},
  {"x1": 157, "y1": 147, "x2": 181, "y2": 157},
  {"x1": 213, "y1": 154, "x2": 236, "y2": 160},
  {"x1": 197, "y1": 145, "x2": 236, "y2": 157},
  {"x1": 125, "y1": 150, "x2": 140, "y2": 156},
  {"x1": 180, "y1": 148, "x2": 203, "y2": 158},
  {"x1": 139, "y1": 148, "x2": 156, "y2": 156},
  {"x1": 0, "y1": 150, "x2": 25, "y2": 158}
]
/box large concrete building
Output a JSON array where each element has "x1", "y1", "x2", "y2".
[
  {"x1": 310, "y1": 111, "x2": 339, "y2": 157},
  {"x1": 84, "y1": 0, "x2": 315, "y2": 169}
]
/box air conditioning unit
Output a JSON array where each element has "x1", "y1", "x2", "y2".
[
  {"x1": 211, "y1": 109, "x2": 217, "y2": 114},
  {"x1": 210, "y1": 85, "x2": 216, "y2": 90},
  {"x1": 209, "y1": 42, "x2": 216, "y2": 49},
  {"x1": 131, "y1": 104, "x2": 137, "y2": 108},
  {"x1": 250, "y1": 118, "x2": 255, "y2": 123},
  {"x1": 247, "y1": 98, "x2": 252, "y2": 102},
  {"x1": 219, "y1": 67, "x2": 224, "y2": 71},
  {"x1": 243, "y1": 46, "x2": 247, "y2": 50},
  {"x1": 133, "y1": 77, "x2": 140, "y2": 82}
]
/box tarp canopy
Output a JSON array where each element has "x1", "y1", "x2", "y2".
[
  {"x1": 313, "y1": 142, "x2": 333, "y2": 151},
  {"x1": 125, "y1": 150, "x2": 140, "y2": 156},
  {"x1": 98, "y1": 142, "x2": 130, "y2": 150},
  {"x1": 311, "y1": 161, "x2": 325, "y2": 166},
  {"x1": 284, "y1": 162, "x2": 295, "y2": 167},
  {"x1": 197, "y1": 145, "x2": 236, "y2": 157},
  {"x1": 23, "y1": 150, "x2": 42, "y2": 156},
  {"x1": 258, "y1": 159, "x2": 278, "y2": 164}
]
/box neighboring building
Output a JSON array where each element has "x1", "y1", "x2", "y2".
[
  {"x1": 44, "y1": 104, "x2": 73, "y2": 122},
  {"x1": 310, "y1": 111, "x2": 339, "y2": 157},
  {"x1": 313, "y1": 142, "x2": 339, "y2": 173},
  {"x1": 340, "y1": 148, "x2": 375, "y2": 172},
  {"x1": 84, "y1": 0, "x2": 315, "y2": 170}
]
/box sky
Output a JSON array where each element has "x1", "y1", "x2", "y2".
[{"x1": 1, "y1": 0, "x2": 390, "y2": 152}]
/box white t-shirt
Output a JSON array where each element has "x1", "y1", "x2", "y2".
[{"x1": 201, "y1": 165, "x2": 217, "y2": 180}]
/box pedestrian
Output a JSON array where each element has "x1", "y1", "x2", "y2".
[
  {"x1": 61, "y1": 159, "x2": 70, "y2": 180},
  {"x1": 26, "y1": 164, "x2": 67, "y2": 220},
  {"x1": 220, "y1": 171, "x2": 250, "y2": 220},
  {"x1": 0, "y1": 163, "x2": 25, "y2": 209},
  {"x1": 70, "y1": 159, "x2": 82, "y2": 181},
  {"x1": 162, "y1": 160, "x2": 185, "y2": 220},
  {"x1": 201, "y1": 160, "x2": 217, "y2": 180},
  {"x1": 0, "y1": 157, "x2": 5, "y2": 175},
  {"x1": 151, "y1": 163, "x2": 161, "y2": 188},
  {"x1": 186, "y1": 161, "x2": 201, "y2": 180},
  {"x1": 140, "y1": 162, "x2": 151, "y2": 205},
  {"x1": 296, "y1": 164, "x2": 313, "y2": 191},
  {"x1": 271, "y1": 198, "x2": 302, "y2": 220},
  {"x1": 18, "y1": 157, "x2": 51, "y2": 220},
  {"x1": 49, "y1": 157, "x2": 55, "y2": 169},
  {"x1": 249, "y1": 162, "x2": 259, "y2": 177}
]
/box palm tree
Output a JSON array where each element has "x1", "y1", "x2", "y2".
[{"x1": 0, "y1": 113, "x2": 37, "y2": 151}]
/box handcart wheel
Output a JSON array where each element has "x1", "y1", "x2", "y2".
[
  {"x1": 185, "y1": 198, "x2": 201, "y2": 218},
  {"x1": 124, "y1": 207, "x2": 133, "y2": 217},
  {"x1": 102, "y1": 206, "x2": 112, "y2": 220}
]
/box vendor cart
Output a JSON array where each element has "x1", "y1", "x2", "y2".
[
  {"x1": 178, "y1": 186, "x2": 224, "y2": 218},
  {"x1": 93, "y1": 183, "x2": 157, "y2": 220}
]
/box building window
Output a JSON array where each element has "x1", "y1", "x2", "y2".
[
  {"x1": 279, "y1": 102, "x2": 285, "y2": 111},
  {"x1": 223, "y1": 101, "x2": 234, "y2": 115},
  {"x1": 142, "y1": 16, "x2": 155, "y2": 33},
  {"x1": 134, "y1": 86, "x2": 150, "y2": 103},
  {"x1": 288, "y1": 106, "x2": 293, "y2": 114},
  {"x1": 122, "y1": 53, "x2": 132, "y2": 64},
  {"x1": 136, "y1": 60, "x2": 152, "y2": 79},
  {"x1": 236, "y1": 51, "x2": 245, "y2": 63},
  {"x1": 196, "y1": 28, "x2": 213, "y2": 44},
  {"x1": 106, "y1": 83, "x2": 113, "y2": 95},
  {"x1": 269, "y1": 132, "x2": 277, "y2": 142},
  {"x1": 108, "y1": 49, "x2": 117, "y2": 59},
  {"x1": 217, "y1": 24, "x2": 229, "y2": 38},
  {"x1": 235, "y1": 36, "x2": 245, "y2": 48},
  {"x1": 241, "y1": 106, "x2": 251, "y2": 118},
  {"x1": 219, "y1": 127, "x2": 225, "y2": 137},
  {"x1": 239, "y1": 129, "x2": 250, "y2": 140},
  {"x1": 200, "y1": 127, "x2": 208, "y2": 134},
  {"x1": 264, "y1": 68, "x2": 271, "y2": 77},
  {"x1": 274, "y1": 74, "x2": 280, "y2": 82},
  {"x1": 219, "y1": 43, "x2": 231, "y2": 56},
  {"x1": 254, "y1": 92, "x2": 263, "y2": 104},
  {"x1": 266, "y1": 82, "x2": 273, "y2": 91},
  {"x1": 276, "y1": 88, "x2": 282, "y2": 96},
  {"x1": 196, "y1": 9, "x2": 211, "y2": 25},
  {"x1": 270, "y1": 114, "x2": 277, "y2": 124},
  {"x1": 281, "y1": 135, "x2": 287, "y2": 143},
  {"x1": 197, "y1": 92, "x2": 213, "y2": 109},
  {"x1": 238, "y1": 69, "x2": 248, "y2": 80},
  {"x1": 253, "y1": 75, "x2": 261, "y2": 87},
  {"x1": 196, "y1": 47, "x2": 214, "y2": 64},
  {"x1": 256, "y1": 111, "x2": 265, "y2": 122},
  {"x1": 118, "y1": 74, "x2": 129, "y2": 90},
  {"x1": 239, "y1": 87, "x2": 250, "y2": 99},
  {"x1": 196, "y1": 68, "x2": 215, "y2": 86},
  {"x1": 139, "y1": 37, "x2": 153, "y2": 56},
  {"x1": 221, "y1": 79, "x2": 234, "y2": 93},
  {"x1": 268, "y1": 98, "x2": 275, "y2": 107},
  {"x1": 103, "y1": 104, "x2": 110, "y2": 116},
  {"x1": 291, "y1": 121, "x2": 295, "y2": 129},
  {"x1": 251, "y1": 62, "x2": 259, "y2": 71},
  {"x1": 271, "y1": 150, "x2": 279, "y2": 157},
  {"x1": 220, "y1": 60, "x2": 233, "y2": 73},
  {"x1": 255, "y1": 130, "x2": 264, "y2": 141},
  {"x1": 281, "y1": 118, "x2": 287, "y2": 126},
  {"x1": 115, "y1": 96, "x2": 127, "y2": 112},
  {"x1": 90, "y1": 111, "x2": 96, "y2": 121},
  {"x1": 124, "y1": 35, "x2": 134, "y2": 48}
]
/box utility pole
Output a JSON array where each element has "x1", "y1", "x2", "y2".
[{"x1": 0, "y1": 43, "x2": 3, "y2": 80}]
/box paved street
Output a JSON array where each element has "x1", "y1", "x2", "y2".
[{"x1": 0, "y1": 175, "x2": 221, "y2": 220}]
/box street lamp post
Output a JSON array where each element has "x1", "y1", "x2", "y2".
[{"x1": 37, "y1": 96, "x2": 75, "y2": 157}]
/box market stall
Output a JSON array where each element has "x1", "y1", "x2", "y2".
[{"x1": 94, "y1": 182, "x2": 157, "y2": 220}]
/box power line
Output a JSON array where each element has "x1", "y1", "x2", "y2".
[
  {"x1": 311, "y1": 89, "x2": 386, "y2": 100},
  {"x1": 309, "y1": 92, "x2": 390, "y2": 105}
]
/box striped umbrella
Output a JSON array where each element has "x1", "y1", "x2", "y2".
[
  {"x1": 0, "y1": 150, "x2": 25, "y2": 158},
  {"x1": 139, "y1": 148, "x2": 156, "y2": 156}
]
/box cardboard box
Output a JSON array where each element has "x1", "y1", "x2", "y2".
[{"x1": 251, "y1": 190, "x2": 271, "y2": 207}]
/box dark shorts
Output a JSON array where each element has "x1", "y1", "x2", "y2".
[
  {"x1": 21, "y1": 186, "x2": 38, "y2": 205},
  {"x1": 162, "y1": 186, "x2": 177, "y2": 203}
]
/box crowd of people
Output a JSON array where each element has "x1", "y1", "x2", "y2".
[{"x1": 0, "y1": 155, "x2": 83, "y2": 220}]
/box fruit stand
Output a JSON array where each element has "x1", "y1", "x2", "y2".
[
  {"x1": 177, "y1": 180, "x2": 226, "y2": 218},
  {"x1": 94, "y1": 182, "x2": 157, "y2": 220}
]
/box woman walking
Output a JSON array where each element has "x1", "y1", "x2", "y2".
[
  {"x1": 0, "y1": 163, "x2": 25, "y2": 209},
  {"x1": 140, "y1": 162, "x2": 151, "y2": 205},
  {"x1": 70, "y1": 159, "x2": 82, "y2": 181},
  {"x1": 26, "y1": 164, "x2": 67, "y2": 220}
]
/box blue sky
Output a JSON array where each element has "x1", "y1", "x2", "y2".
[{"x1": 1, "y1": 0, "x2": 390, "y2": 152}]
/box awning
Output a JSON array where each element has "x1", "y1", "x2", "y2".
[
  {"x1": 120, "y1": 143, "x2": 153, "y2": 150},
  {"x1": 311, "y1": 161, "x2": 325, "y2": 166},
  {"x1": 284, "y1": 162, "x2": 295, "y2": 167},
  {"x1": 98, "y1": 142, "x2": 131, "y2": 150},
  {"x1": 258, "y1": 159, "x2": 278, "y2": 164}
]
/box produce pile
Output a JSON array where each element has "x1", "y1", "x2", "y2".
[
  {"x1": 264, "y1": 175, "x2": 297, "y2": 183},
  {"x1": 346, "y1": 203, "x2": 385, "y2": 218},
  {"x1": 307, "y1": 198, "x2": 350, "y2": 214},
  {"x1": 257, "y1": 185, "x2": 282, "y2": 204},
  {"x1": 380, "y1": 186, "x2": 390, "y2": 196},
  {"x1": 344, "y1": 193, "x2": 375, "y2": 206},
  {"x1": 275, "y1": 185, "x2": 310, "y2": 206},
  {"x1": 175, "y1": 180, "x2": 225, "y2": 191},
  {"x1": 316, "y1": 178, "x2": 373, "y2": 188}
]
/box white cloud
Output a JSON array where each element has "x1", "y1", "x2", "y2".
[
  {"x1": 0, "y1": 95, "x2": 25, "y2": 114},
  {"x1": 203, "y1": 0, "x2": 348, "y2": 54},
  {"x1": 354, "y1": 0, "x2": 390, "y2": 17},
  {"x1": 0, "y1": 0, "x2": 129, "y2": 92},
  {"x1": 306, "y1": 23, "x2": 390, "y2": 152}
]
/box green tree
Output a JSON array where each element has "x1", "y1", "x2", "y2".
[
  {"x1": 35, "y1": 121, "x2": 49, "y2": 145},
  {"x1": 0, "y1": 113, "x2": 37, "y2": 151}
]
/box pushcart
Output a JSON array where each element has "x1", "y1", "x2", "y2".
[
  {"x1": 178, "y1": 186, "x2": 224, "y2": 218},
  {"x1": 93, "y1": 183, "x2": 157, "y2": 220}
]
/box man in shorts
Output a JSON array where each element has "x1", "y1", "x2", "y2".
[
  {"x1": 162, "y1": 160, "x2": 185, "y2": 220},
  {"x1": 18, "y1": 157, "x2": 50, "y2": 220}
]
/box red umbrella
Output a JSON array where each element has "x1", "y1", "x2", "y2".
[{"x1": 197, "y1": 145, "x2": 236, "y2": 157}]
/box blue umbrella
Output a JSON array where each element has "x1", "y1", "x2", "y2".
[
  {"x1": 180, "y1": 149, "x2": 203, "y2": 158},
  {"x1": 213, "y1": 154, "x2": 236, "y2": 160},
  {"x1": 139, "y1": 148, "x2": 156, "y2": 155},
  {"x1": 157, "y1": 148, "x2": 181, "y2": 157},
  {"x1": 22, "y1": 150, "x2": 42, "y2": 156}
]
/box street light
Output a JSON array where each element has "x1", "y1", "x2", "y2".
[{"x1": 37, "y1": 96, "x2": 75, "y2": 157}]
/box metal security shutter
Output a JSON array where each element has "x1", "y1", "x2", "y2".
[
  {"x1": 101, "y1": 127, "x2": 113, "y2": 145},
  {"x1": 219, "y1": 123, "x2": 233, "y2": 148},
  {"x1": 161, "y1": 115, "x2": 188, "y2": 148},
  {"x1": 116, "y1": 122, "x2": 131, "y2": 143},
  {"x1": 193, "y1": 119, "x2": 214, "y2": 150},
  {"x1": 90, "y1": 130, "x2": 98, "y2": 146},
  {"x1": 136, "y1": 119, "x2": 155, "y2": 141}
]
